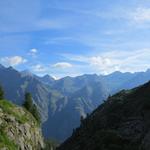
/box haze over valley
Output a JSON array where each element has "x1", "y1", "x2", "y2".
[{"x1": 1, "y1": 0, "x2": 150, "y2": 149}]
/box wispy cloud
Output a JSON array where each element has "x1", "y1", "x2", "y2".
[
  {"x1": 130, "y1": 7, "x2": 150, "y2": 23},
  {"x1": 30, "y1": 62, "x2": 73, "y2": 76},
  {"x1": 30, "y1": 49, "x2": 37, "y2": 53},
  {"x1": 0, "y1": 56, "x2": 27, "y2": 67},
  {"x1": 28, "y1": 48, "x2": 38, "y2": 57},
  {"x1": 44, "y1": 37, "x2": 74, "y2": 45},
  {"x1": 52, "y1": 62, "x2": 73, "y2": 69},
  {"x1": 36, "y1": 19, "x2": 73, "y2": 30},
  {"x1": 0, "y1": 0, "x2": 74, "y2": 33},
  {"x1": 63, "y1": 48, "x2": 150, "y2": 74},
  {"x1": 1, "y1": 0, "x2": 150, "y2": 78},
  {"x1": 31, "y1": 64, "x2": 46, "y2": 73}
]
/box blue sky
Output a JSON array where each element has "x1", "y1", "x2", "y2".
[{"x1": 1, "y1": 0, "x2": 150, "y2": 78}]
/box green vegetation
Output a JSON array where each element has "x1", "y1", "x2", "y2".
[
  {"x1": 0, "y1": 86, "x2": 44, "y2": 149},
  {"x1": 0, "y1": 99, "x2": 44, "y2": 149},
  {"x1": 0, "y1": 100, "x2": 29, "y2": 124},
  {"x1": 31, "y1": 104, "x2": 41, "y2": 124},
  {"x1": 0, "y1": 85, "x2": 4, "y2": 100},
  {"x1": 0, "y1": 129, "x2": 18, "y2": 150},
  {"x1": 43, "y1": 139, "x2": 59, "y2": 150},
  {"x1": 23, "y1": 92, "x2": 33, "y2": 111},
  {"x1": 0, "y1": 100, "x2": 35, "y2": 149},
  {"x1": 23, "y1": 92, "x2": 41, "y2": 124}
]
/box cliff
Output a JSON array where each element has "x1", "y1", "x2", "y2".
[{"x1": 0, "y1": 100, "x2": 44, "y2": 150}]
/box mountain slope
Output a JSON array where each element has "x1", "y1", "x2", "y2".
[
  {"x1": 0, "y1": 66, "x2": 51, "y2": 122},
  {"x1": 118, "y1": 69, "x2": 150, "y2": 90},
  {"x1": 43, "y1": 75, "x2": 109, "y2": 141},
  {"x1": 37, "y1": 74, "x2": 55, "y2": 85},
  {"x1": 103, "y1": 69, "x2": 150, "y2": 93},
  {"x1": 2, "y1": 64, "x2": 150, "y2": 142},
  {"x1": 0, "y1": 65, "x2": 110, "y2": 141},
  {"x1": 0, "y1": 99, "x2": 44, "y2": 150},
  {"x1": 51, "y1": 74, "x2": 105, "y2": 95},
  {"x1": 103, "y1": 71, "x2": 136, "y2": 93},
  {"x1": 58, "y1": 81, "x2": 150, "y2": 150}
]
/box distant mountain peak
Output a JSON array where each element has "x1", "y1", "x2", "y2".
[
  {"x1": 43, "y1": 74, "x2": 50, "y2": 77},
  {"x1": 7, "y1": 66, "x2": 19, "y2": 73},
  {"x1": 0, "y1": 64, "x2": 5, "y2": 69},
  {"x1": 36, "y1": 74, "x2": 55, "y2": 85},
  {"x1": 42, "y1": 74, "x2": 55, "y2": 81},
  {"x1": 110, "y1": 71, "x2": 122, "y2": 75},
  {"x1": 80, "y1": 73, "x2": 98, "y2": 77},
  {"x1": 43, "y1": 74, "x2": 54, "y2": 79},
  {"x1": 7, "y1": 66, "x2": 14, "y2": 70},
  {"x1": 21, "y1": 70, "x2": 34, "y2": 77},
  {"x1": 146, "y1": 68, "x2": 150, "y2": 72}
]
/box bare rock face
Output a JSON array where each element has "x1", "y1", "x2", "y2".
[{"x1": 0, "y1": 100, "x2": 44, "y2": 150}]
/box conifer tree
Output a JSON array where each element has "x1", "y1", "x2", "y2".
[
  {"x1": 0, "y1": 85, "x2": 4, "y2": 100},
  {"x1": 23, "y1": 92, "x2": 41, "y2": 124},
  {"x1": 23, "y1": 92, "x2": 33, "y2": 111},
  {"x1": 80, "y1": 115, "x2": 84, "y2": 124},
  {"x1": 32, "y1": 104, "x2": 41, "y2": 124}
]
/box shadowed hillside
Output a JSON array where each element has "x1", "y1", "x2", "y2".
[{"x1": 58, "y1": 81, "x2": 150, "y2": 150}]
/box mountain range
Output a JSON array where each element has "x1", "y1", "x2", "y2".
[
  {"x1": 0, "y1": 64, "x2": 150, "y2": 141},
  {"x1": 58, "y1": 80, "x2": 150, "y2": 150}
]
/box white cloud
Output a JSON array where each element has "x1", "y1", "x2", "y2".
[
  {"x1": 52, "y1": 62, "x2": 73, "y2": 69},
  {"x1": 31, "y1": 64, "x2": 46, "y2": 73},
  {"x1": 30, "y1": 48, "x2": 37, "y2": 53},
  {"x1": 0, "y1": 56, "x2": 27, "y2": 66},
  {"x1": 131, "y1": 7, "x2": 150, "y2": 23},
  {"x1": 28, "y1": 48, "x2": 38, "y2": 57},
  {"x1": 63, "y1": 48, "x2": 150, "y2": 74}
]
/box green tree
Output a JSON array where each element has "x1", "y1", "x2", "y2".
[
  {"x1": 32, "y1": 104, "x2": 41, "y2": 124},
  {"x1": 0, "y1": 85, "x2": 4, "y2": 100},
  {"x1": 23, "y1": 92, "x2": 33, "y2": 111},
  {"x1": 23, "y1": 92, "x2": 41, "y2": 124},
  {"x1": 80, "y1": 115, "x2": 84, "y2": 124}
]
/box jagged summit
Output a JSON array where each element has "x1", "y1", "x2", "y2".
[{"x1": 21, "y1": 69, "x2": 34, "y2": 77}]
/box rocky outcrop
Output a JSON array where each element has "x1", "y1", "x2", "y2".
[{"x1": 0, "y1": 100, "x2": 44, "y2": 150}]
